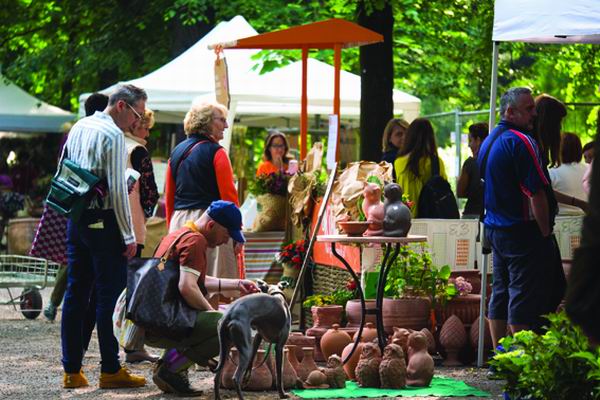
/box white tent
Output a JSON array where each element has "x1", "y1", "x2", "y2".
[
  {"x1": 81, "y1": 16, "x2": 420, "y2": 149},
  {"x1": 0, "y1": 74, "x2": 74, "y2": 133},
  {"x1": 476, "y1": 0, "x2": 600, "y2": 367}
]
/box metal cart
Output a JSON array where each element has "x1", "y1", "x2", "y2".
[{"x1": 0, "y1": 255, "x2": 60, "y2": 319}]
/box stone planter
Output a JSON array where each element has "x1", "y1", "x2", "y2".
[
  {"x1": 382, "y1": 297, "x2": 430, "y2": 334},
  {"x1": 435, "y1": 294, "x2": 481, "y2": 328}
]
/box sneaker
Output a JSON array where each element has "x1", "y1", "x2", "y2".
[
  {"x1": 43, "y1": 302, "x2": 58, "y2": 321},
  {"x1": 152, "y1": 361, "x2": 203, "y2": 397},
  {"x1": 99, "y1": 367, "x2": 146, "y2": 389},
  {"x1": 126, "y1": 349, "x2": 159, "y2": 363},
  {"x1": 63, "y1": 370, "x2": 89, "y2": 389}
]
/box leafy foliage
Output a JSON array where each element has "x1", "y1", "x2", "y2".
[{"x1": 490, "y1": 312, "x2": 600, "y2": 400}]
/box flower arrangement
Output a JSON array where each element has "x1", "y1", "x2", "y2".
[
  {"x1": 249, "y1": 171, "x2": 291, "y2": 196},
  {"x1": 277, "y1": 239, "x2": 307, "y2": 270},
  {"x1": 451, "y1": 276, "x2": 473, "y2": 296}
]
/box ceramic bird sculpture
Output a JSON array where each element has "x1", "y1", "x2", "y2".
[
  {"x1": 383, "y1": 183, "x2": 412, "y2": 237},
  {"x1": 406, "y1": 331, "x2": 434, "y2": 387},
  {"x1": 379, "y1": 343, "x2": 407, "y2": 389},
  {"x1": 355, "y1": 342, "x2": 382, "y2": 388},
  {"x1": 322, "y1": 354, "x2": 346, "y2": 389},
  {"x1": 362, "y1": 183, "x2": 384, "y2": 236},
  {"x1": 391, "y1": 327, "x2": 412, "y2": 362}
]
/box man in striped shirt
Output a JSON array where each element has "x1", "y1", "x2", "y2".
[{"x1": 61, "y1": 84, "x2": 147, "y2": 389}]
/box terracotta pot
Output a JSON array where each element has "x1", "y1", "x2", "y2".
[
  {"x1": 286, "y1": 345, "x2": 300, "y2": 375},
  {"x1": 311, "y1": 305, "x2": 344, "y2": 329},
  {"x1": 220, "y1": 348, "x2": 238, "y2": 389},
  {"x1": 286, "y1": 333, "x2": 315, "y2": 362},
  {"x1": 305, "y1": 326, "x2": 327, "y2": 362},
  {"x1": 439, "y1": 315, "x2": 467, "y2": 366},
  {"x1": 352, "y1": 322, "x2": 378, "y2": 343},
  {"x1": 435, "y1": 294, "x2": 481, "y2": 328},
  {"x1": 341, "y1": 341, "x2": 364, "y2": 380},
  {"x1": 7, "y1": 217, "x2": 40, "y2": 255},
  {"x1": 382, "y1": 297, "x2": 430, "y2": 334},
  {"x1": 282, "y1": 348, "x2": 299, "y2": 389},
  {"x1": 320, "y1": 324, "x2": 352, "y2": 359},
  {"x1": 345, "y1": 299, "x2": 378, "y2": 328},
  {"x1": 338, "y1": 221, "x2": 370, "y2": 236},
  {"x1": 296, "y1": 347, "x2": 319, "y2": 381},
  {"x1": 246, "y1": 349, "x2": 273, "y2": 391}
]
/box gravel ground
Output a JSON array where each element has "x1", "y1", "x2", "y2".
[{"x1": 0, "y1": 287, "x2": 504, "y2": 399}]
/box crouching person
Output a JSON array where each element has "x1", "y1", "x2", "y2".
[{"x1": 145, "y1": 200, "x2": 259, "y2": 396}]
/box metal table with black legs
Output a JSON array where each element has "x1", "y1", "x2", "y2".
[{"x1": 316, "y1": 234, "x2": 428, "y2": 363}]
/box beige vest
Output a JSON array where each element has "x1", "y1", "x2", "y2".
[{"x1": 124, "y1": 135, "x2": 146, "y2": 245}]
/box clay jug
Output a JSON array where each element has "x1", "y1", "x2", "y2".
[
  {"x1": 296, "y1": 347, "x2": 319, "y2": 381},
  {"x1": 246, "y1": 349, "x2": 273, "y2": 391},
  {"x1": 353, "y1": 322, "x2": 378, "y2": 343},
  {"x1": 286, "y1": 345, "x2": 300, "y2": 375},
  {"x1": 320, "y1": 324, "x2": 352, "y2": 359},
  {"x1": 220, "y1": 348, "x2": 238, "y2": 389},
  {"x1": 282, "y1": 348, "x2": 299, "y2": 389},
  {"x1": 341, "y1": 341, "x2": 364, "y2": 380},
  {"x1": 439, "y1": 315, "x2": 467, "y2": 366},
  {"x1": 287, "y1": 333, "x2": 316, "y2": 361}
]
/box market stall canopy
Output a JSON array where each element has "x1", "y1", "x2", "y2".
[
  {"x1": 493, "y1": 0, "x2": 600, "y2": 43},
  {"x1": 0, "y1": 74, "x2": 74, "y2": 133}
]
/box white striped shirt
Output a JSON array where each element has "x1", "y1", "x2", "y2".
[{"x1": 61, "y1": 111, "x2": 135, "y2": 245}]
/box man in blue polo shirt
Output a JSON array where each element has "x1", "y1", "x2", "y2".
[{"x1": 478, "y1": 87, "x2": 552, "y2": 349}]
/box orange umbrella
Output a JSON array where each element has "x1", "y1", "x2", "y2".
[{"x1": 210, "y1": 18, "x2": 382, "y2": 160}]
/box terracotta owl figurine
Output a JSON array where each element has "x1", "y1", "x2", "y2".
[
  {"x1": 322, "y1": 354, "x2": 346, "y2": 389},
  {"x1": 362, "y1": 183, "x2": 384, "y2": 236},
  {"x1": 406, "y1": 331, "x2": 434, "y2": 387},
  {"x1": 391, "y1": 327, "x2": 412, "y2": 362},
  {"x1": 355, "y1": 342, "x2": 382, "y2": 388},
  {"x1": 379, "y1": 343, "x2": 407, "y2": 389},
  {"x1": 383, "y1": 183, "x2": 412, "y2": 237}
]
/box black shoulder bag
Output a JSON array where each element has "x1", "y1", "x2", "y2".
[{"x1": 417, "y1": 155, "x2": 460, "y2": 219}]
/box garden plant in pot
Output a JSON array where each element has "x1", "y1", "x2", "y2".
[
  {"x1": 249, "y1": 171, "x2": 291, "y2": 232},
  {"x1": 303, "y1": 288, "x2": 355, "y2": 329},
  {"x1": 277, "y1": 239, "x2": 308, "y2": 300},
  {"x1": 379, "y1": 246, "x2": 457, "y2": 334}
]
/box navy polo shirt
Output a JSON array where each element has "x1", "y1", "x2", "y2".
[{"x1": 477, "y1": 120, "x2": 549, "y2": 229}]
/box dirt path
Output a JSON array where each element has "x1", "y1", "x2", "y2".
[{"x1": 0, "y1": 288, "x2": 504, "y2": 399}]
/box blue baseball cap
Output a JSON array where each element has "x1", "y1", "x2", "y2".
[{"x1": 206, "y1": 200, "x2": 245, "y2": 244}]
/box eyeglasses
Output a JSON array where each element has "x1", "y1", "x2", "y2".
[
  {"x1": 126, "y1": 102, "x2": 143, "y2": 121},
  {"x1": 270, "y1": 144, "x2": 286, "y2": 149}
]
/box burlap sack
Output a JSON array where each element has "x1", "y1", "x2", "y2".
[
  {"x1": 252, "y1": 194, "x2": 287, "y2": 232},
  {"x1": 288, "y1": 173, "x2": 316, "y2": 228}
]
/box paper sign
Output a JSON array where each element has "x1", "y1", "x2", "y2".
[
  {"x1": 326, "y1": 114, "x2": 338, "y2": 170},
  {"x1": 214, "y1": 56, "x2": 230, "y2": 108}
]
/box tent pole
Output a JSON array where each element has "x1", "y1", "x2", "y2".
[
  {"x1": 477, "y1": 40, "x2": 499, "y2": 368},
  {"x1": 301, "y1": 47, "x2": 308, "y2": 160},
  {"x1": 333, "y1": 44, "x2": 341, "y2": 161}
]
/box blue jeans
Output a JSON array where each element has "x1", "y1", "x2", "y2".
[{"x1": 61, "y1": 210, "x2": 126, "y2": 373}]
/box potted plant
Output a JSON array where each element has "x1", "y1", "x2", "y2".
[
  {"x1": 249, "y1": 171, "x2": 291, "y2": 232},
  {"x1": 303, "y1": 288, "x2": 355, "y2": 329},
  {"x1": 378, "y1": 246, "x2": 457, "y2": 333},
  {"x1": 435, "y1": 275, "x2": 481, "y2": 328}
]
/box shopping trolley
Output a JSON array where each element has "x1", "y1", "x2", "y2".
[{"x1": 0, "y1": 255, "x2": 60, "y2": 319}]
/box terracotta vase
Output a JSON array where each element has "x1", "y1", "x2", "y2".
[
  {"x1": 296, "y1": 347, "x2": 319, "y2": 381},
  {"x1": 246, "y1": 349, "x2": 273, "y2": 391},
  {"x1": 352, "y1": 322, "x2": 378, "y2": 343},
  {"x1": 287, "y1": 333, "x2": 316, "y2": 362},
  {"x1": 382, "y1": 298, "x2": 430, "y2": 334},
  {"x1": 435, "y1": 294, "x2": 481, "y2": 328},
  {"x1": 305, "y1": 326, "x2": 327, "y2": 362},
  {"x1": 286, "y1": 345, "x2": 300, "y2": 375},
  {"x1": 345, "y1": 299, "x2": 378, "y2": 328},
  {"x1": 439, "y1": 315, "x2": 467, "y2": 366},
  {"x1": 220, "y1": 348, "x2": 238, "y2": 389},
  {"x1": 320, "y1": 324, "x2": 352, "y2": 359},
  {"x1": 341, "y1": 341, "x2": 364, "y2": 380},
  {"x1": 311, "y1": 305, "x2": 343, "y2": 329},
  {"x1": 282, "y1": 348, "x2": 299, "y2": 389},
  {"x1": 469, "y1": 315, "x2": 493, "y2": 357}
]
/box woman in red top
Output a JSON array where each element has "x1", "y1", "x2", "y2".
[{"x1": 256, "y1": 130, "x2": 291, "y2": 177}]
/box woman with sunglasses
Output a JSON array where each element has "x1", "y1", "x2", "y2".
[{"x1": 256, "y1": 130, "x2": 292, "y2": 176}]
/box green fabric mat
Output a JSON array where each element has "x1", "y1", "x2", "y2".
[{"x1": 292, "y1": 376, "x2": 490, "y2": 398}]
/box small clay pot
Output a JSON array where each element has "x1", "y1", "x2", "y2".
[
  {"x1": 287, "y1": 333, "x2": 316, "y2": 362},
  {"x1": 341, "y1": 341, "x2": 364, "y2": 380},
  {"x1": 311, "y1": 305, "x2": 344, "y2": 329},
  {"x1": 296, "y1": 347, "x2": 319, "y2": 381},
  {"x1": 320, "y1": 324, "x2": 352, "y2": 359},
  {"x1": 353, "y1": 322, "x2": 378, "y2": 343}
]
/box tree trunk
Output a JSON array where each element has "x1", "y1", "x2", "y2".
[{"x1": 357, "y1": 1, "x2": 394, "y2": 162}]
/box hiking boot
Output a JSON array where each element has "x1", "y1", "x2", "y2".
[
  {"x1": 63, "y1": 370, "x2": 89, "y2": 389},
  {"x1": 99, "y1": 367, "x2": 146, "y2": 389},
  {"x1": 153, "y1": 361, "x2": 203, "y2": 397},
  {"x1": 43, "y1": 301, "x2": 58, "y2": 321},
  {"x1": 126, "y1": 349, "x2": 159, "y2": 363}
]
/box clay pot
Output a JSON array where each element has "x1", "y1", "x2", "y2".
[
  {"x1": 352, "y1": 322, "x2": 378, "y2": 343},
  {"x1": 287, "y1": 333, "x2": 316, "y2": 362},
  {"x1": 469, "y1": 315, "x2": 493, "y2": 357},
  {"x1": 439, "y1": 315, "x2": 467, "y2": 366},
  {"x1": 311, "y1": 305, "x2": 344, "y2": 329},
  {"x1": 286, "y1": 345, "x2": 300, "y2": 375},
  {"x1": 382, "y1": 298, "x2": 430, "y2": 334},
  {"x1": 245, "y1": 349, "x2": 273, "y2": 391},
  {"x1": 341, "y1": 341, "x2": 364, "y2": 380},
  {"x1": 435, "y1": 294, "x2": 481, "y2": 328},
  {"x1": 345, "y1": 299, "x2": 378, "y2": 328},
  {"x1": 220, "y1": 348, "x2": 238, "y2": 389},
  {"x1": 282, "y1": 348, "x2": 299, "y2": 389},
  {"x1": 296, "y1": 347, "x2": 319, "y2": 381},
  {"x1": 7, "y1": 217, "x2": 40, "y2": 255},
  {"x1": 305, "y1": 326, "x2": 327, "y2": 362},
  {"x1": 320, "y1": 324, "x2": 352, "y2": 359},
  {"x1": 338, "y1": 221, "x2": 370, "y2": 236}
]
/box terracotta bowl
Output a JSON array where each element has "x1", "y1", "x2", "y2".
[{"x1": 338, "y1": 221, "x2": 370, "y2": 236}]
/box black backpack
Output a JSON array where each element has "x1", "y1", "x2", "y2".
[{"x1": 417, "y1": 156, "x2": 460, "y2": 219}]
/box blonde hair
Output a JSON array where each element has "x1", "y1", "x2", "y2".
[
  {"x1": 143, "y1": 108, "x2": 155, "y2": 129},
  {"x1": 381, "y1": 118, "x2": 409, "y2": 152},
  {"x1": 183, "y1": 102, "x2": 228, "y2": 136}
]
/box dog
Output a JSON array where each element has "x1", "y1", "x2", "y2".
[{"x1": 214, "y1": 280, "x2": 291, "y2": 400}]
